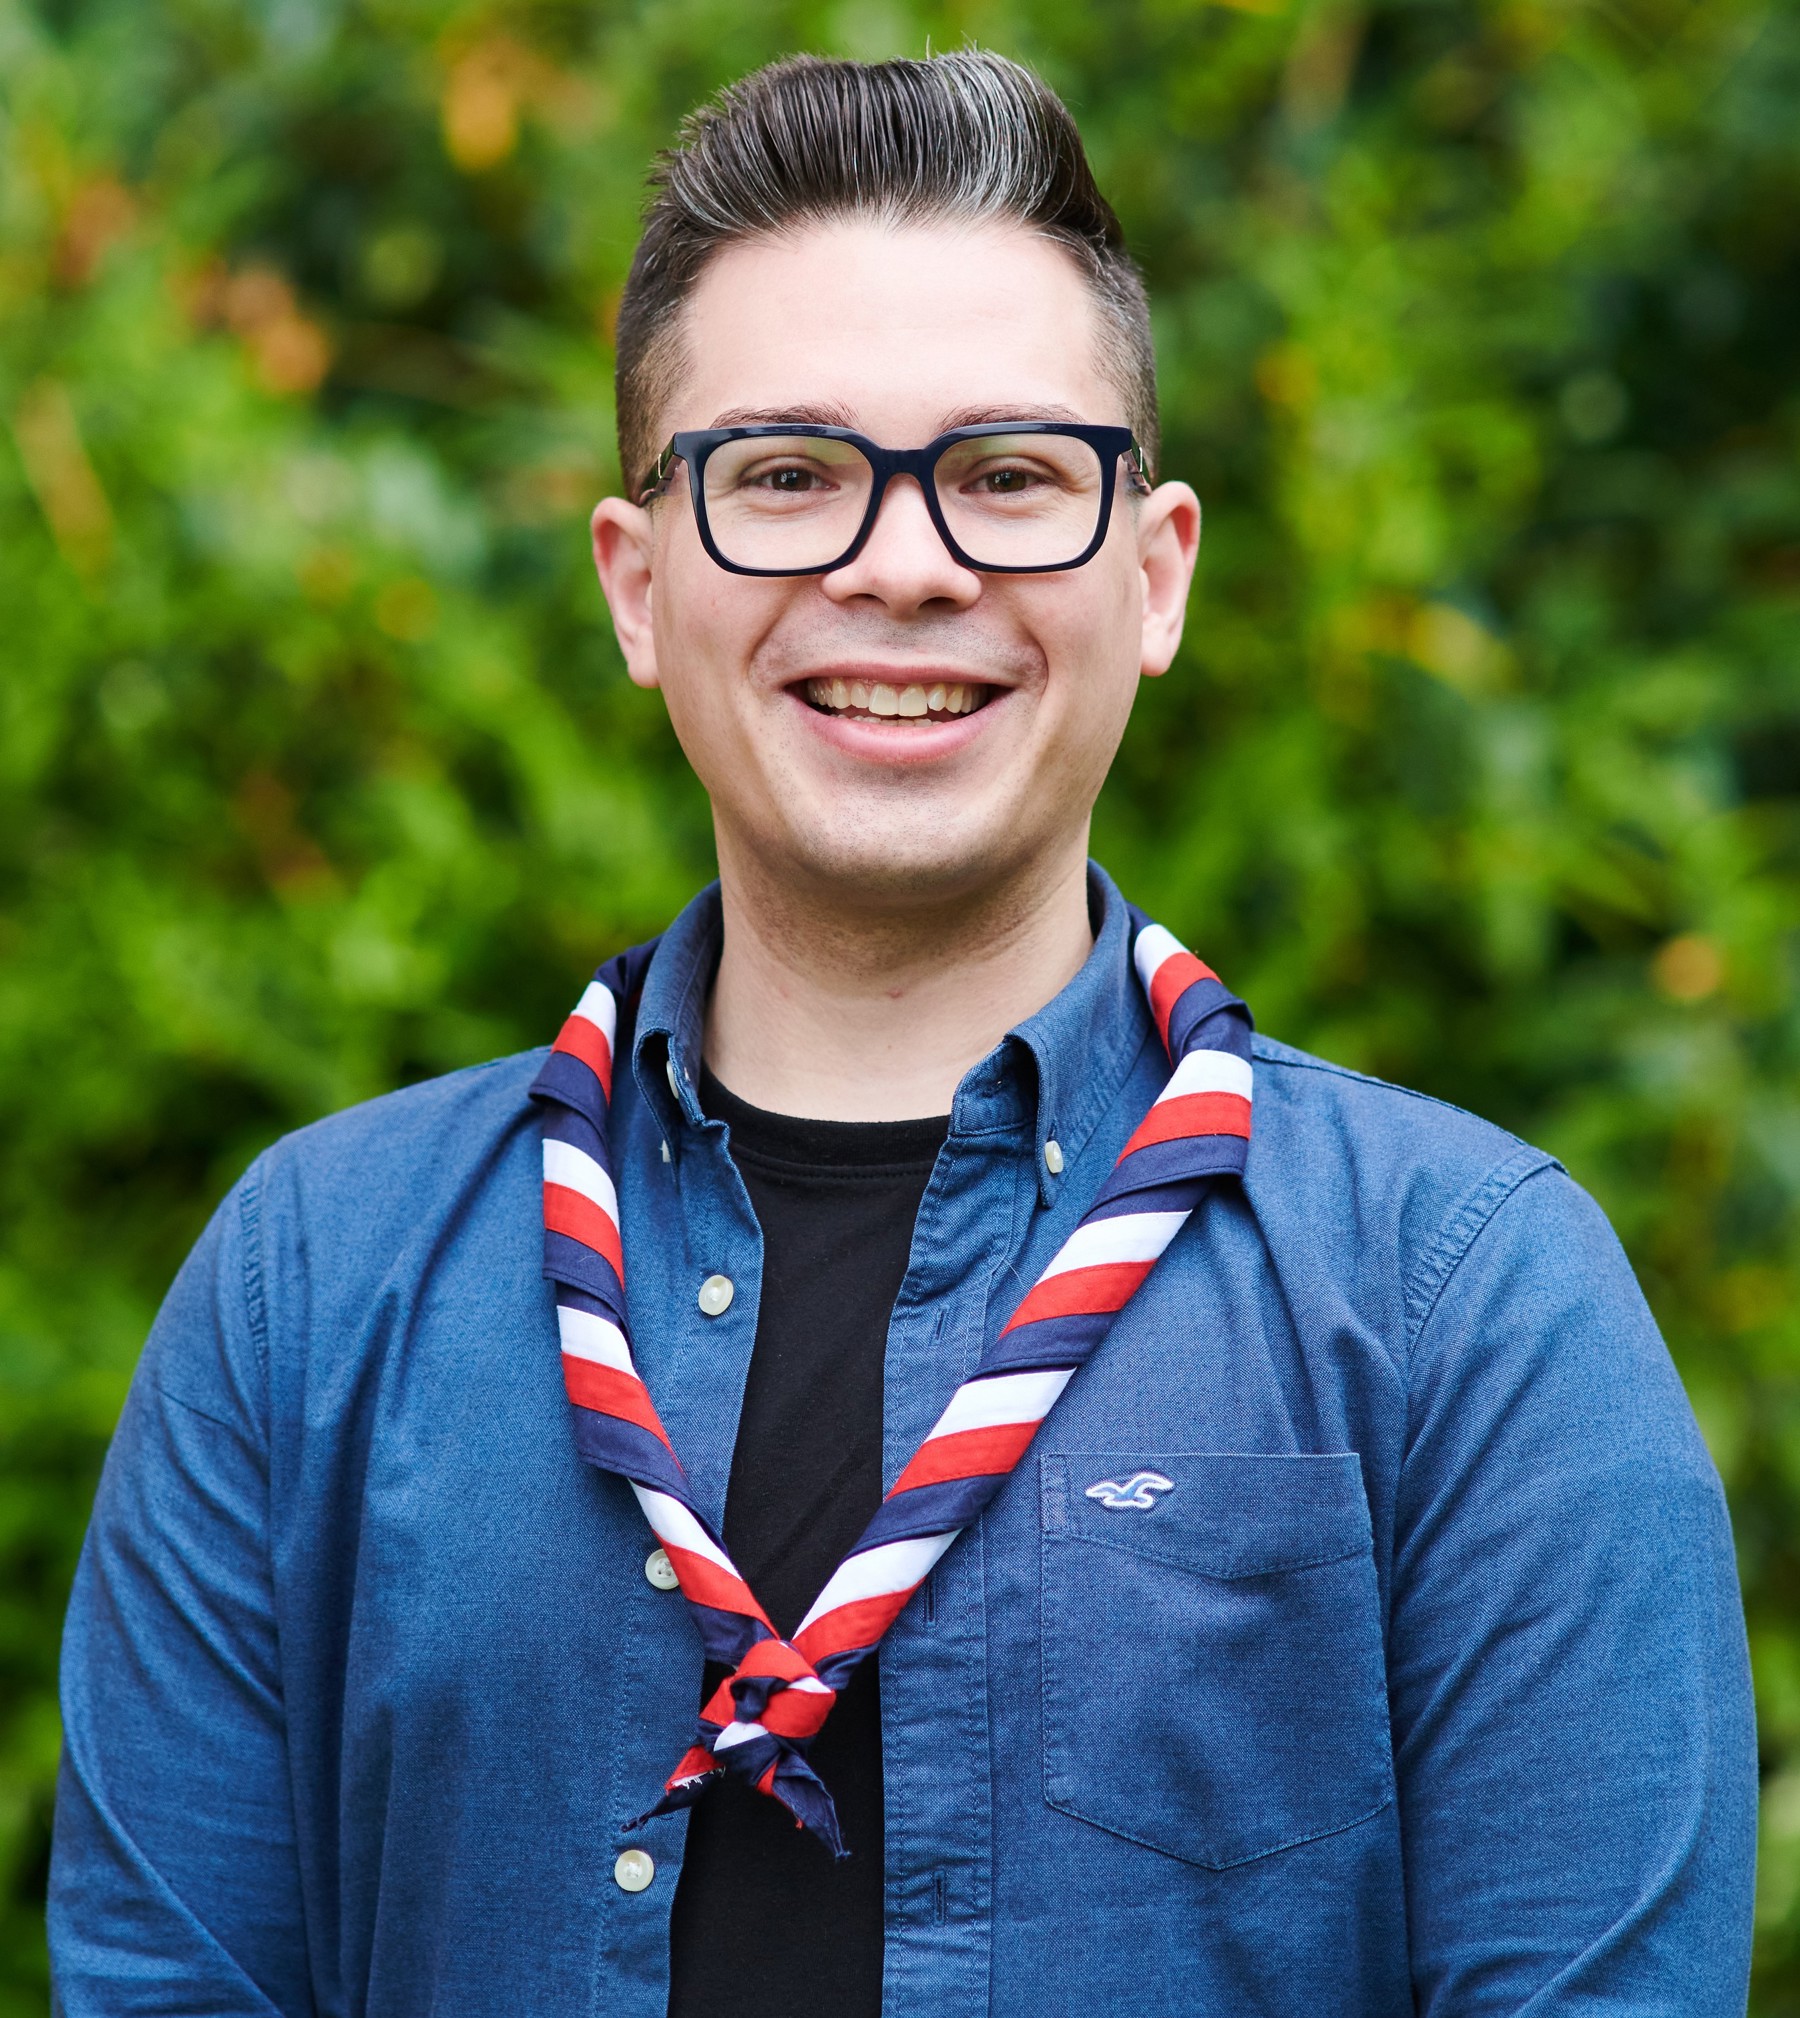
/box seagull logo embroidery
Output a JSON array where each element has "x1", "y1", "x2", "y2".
[{"x1": 1085, "y1": 1470, "x2": 1175, "y2": 1511}]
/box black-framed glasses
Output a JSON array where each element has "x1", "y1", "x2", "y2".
[{"x1": 638, "y1": 422, "x2": 1152, "y2": 577}]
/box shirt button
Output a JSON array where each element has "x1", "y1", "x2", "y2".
[
  {"x1": 665, "y1": 1056, "x2": 682, "y2": 1100},
  {"x1": 697, "y1": 1273, "x2": 735, "y2": 1317},
  {"x1": 613, "y1": 1848, "x2": 655, "y2": 1893},
  {"x1": 1044, "y1": 1139, "x2": 1065, "y2": 1175},
  {"x1": 644, "y1": 1547, "x2": 679, "y2": 1591}
]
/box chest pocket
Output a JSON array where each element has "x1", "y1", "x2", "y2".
[{"x1": 1039, "y1": 1451, "x2": 1393, "y2": 1869}]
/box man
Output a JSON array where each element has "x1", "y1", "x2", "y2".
[{"x1": 50, "y1": 48, "x2": 1755, "y2": 2018}]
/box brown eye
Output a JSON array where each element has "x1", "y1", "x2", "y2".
[{"x1": 968, "y1": 463, "x2": 1056, "y2": 497}]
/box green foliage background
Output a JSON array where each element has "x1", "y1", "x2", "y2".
[{"x1": 2, "y1": 0, "x2": 1798, "y2": 2004}]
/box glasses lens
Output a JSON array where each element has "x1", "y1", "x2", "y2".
[
  {"x1": 934, "y1": 433, "x2": 1108, "y2": 569},
  {"x1": 700, "y1": 434, "x2": 874, "y2": 572}
]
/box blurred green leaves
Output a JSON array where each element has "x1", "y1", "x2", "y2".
[{"x1": 2, "y1": 0, "x2": 1798, "y2": 2006}]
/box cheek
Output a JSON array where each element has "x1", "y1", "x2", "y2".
[
  {"x1": 1038, "y1": 565, "x2": 1143, "y2": 719},
  {"x1": 646, "y1": 561, "x2": 799, "y2": 786},
  {"x1": 646, "y1": 592, "x2": 740, "y2": 785},
  {"x1": 650, "y1": 559, "x2": 747, "y2": 712}
]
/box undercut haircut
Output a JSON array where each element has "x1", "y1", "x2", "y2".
[{"x1": 613, "y1": 49, "x2": 1159, "y2": 499}]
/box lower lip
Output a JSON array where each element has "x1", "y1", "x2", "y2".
[{"x1": 788, "y1": 689, "x2": 1002, "y2": 762}]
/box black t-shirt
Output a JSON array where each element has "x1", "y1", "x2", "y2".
[{"x1": 666, "y1": 1070, "x2": 948, "y2": 2018}]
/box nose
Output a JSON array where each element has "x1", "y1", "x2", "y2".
[{"x1": 819, "y1": 472, "x2": 981, "y2": 615}]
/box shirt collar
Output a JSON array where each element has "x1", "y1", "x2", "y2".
[
  {"x1": 631, "y1": 864, "x2": 1154, "y2": 1199},
  {"x1": 631, "y1": 883, "x2": 722, "y2": 1135}
]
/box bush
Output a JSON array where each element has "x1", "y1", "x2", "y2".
[{"x1": 2, "y1": 0, "x2": 1797, "y2": 2005}]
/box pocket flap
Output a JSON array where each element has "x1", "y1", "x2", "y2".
[{"x1": 1043, "y1": 1451, "x2": 1370, "y2": 1579}]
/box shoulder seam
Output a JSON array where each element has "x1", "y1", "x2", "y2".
[
  {"x1": 239, "y1": 1159, "x2": 270, "y2": 1380},
  {"x1": 1403, "y1": 1147, "x2": 1560, "y2": 1359}
]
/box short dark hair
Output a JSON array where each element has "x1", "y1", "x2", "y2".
[{"x1": 613, "y1": 50, "x2": 1159, "y2": 498}]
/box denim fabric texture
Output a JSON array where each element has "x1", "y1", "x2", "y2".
[{"x1": 49, "y1": 867, "x2": 1757, "y2": 2016}]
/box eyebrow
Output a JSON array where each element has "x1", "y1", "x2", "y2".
[
  {"x1": 703, "y1": 401, "x2": 1097, "y2": 434},
  {"x1": 939, "y1": 402, "x2": 1091, "y2": 430},
  {"x1": 707, "y1": 402, "x2": 860, "y2": 429}
]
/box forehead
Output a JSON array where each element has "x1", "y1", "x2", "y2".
[{"x1": 669, "y1": 217, "x2": 1120, "y2": 440}]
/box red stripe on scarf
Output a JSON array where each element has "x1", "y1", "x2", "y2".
[
  {"x1": 889, "y1": 1420, "x2": 1040, "y2": 1496},
  {"x1": 560, "y1": 1356, "x2": 670, "y2": 1446},
  {"x1": 667, "y1": 1745, "x2": 720, "y2": 1788},
  {"x1": 700, "y1": 1676, "x2": 741, "y2": 1727},
  {"x1": 1001, "y1": 1258, "x2": 1155, "y2": 1334},
  {"x1": 734, "y1": 1638, "x2": 816, "y2": 1682},
  {"x1": 1148, "y1": 951, "x2": 1216, "y2": 1048},
  {"x1": 760, "y1": 1687, "x2": 836, "y2": 1741},
  {"x1": 552, "y1": 1013, "x2": 614, "y2": 1100},
  {"x1": 543, "y1": 1182, "x2": 624, "y2": 1278},
  {"x1": 793, "y1": 1587, "x2": 917, "y2": 1666},
  {"x1": 661, "y1": 1545, "x2": 772, "y2": 1626},
  {"x1": 1119, "y1": 1089, "x2": 1251, "y2": 1160}
]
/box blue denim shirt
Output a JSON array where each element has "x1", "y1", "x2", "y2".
[{"x1": 50, "y1": 869, "x2": 1756, "y2": 2016}]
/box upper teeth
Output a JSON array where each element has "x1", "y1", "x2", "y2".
[{"x1": 805, "y1": 678, "x2": 984, "y2": 717}]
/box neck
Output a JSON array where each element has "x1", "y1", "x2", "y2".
[{"x1": 702, "y1": 837, "x2": 1096, "y2": 1121}]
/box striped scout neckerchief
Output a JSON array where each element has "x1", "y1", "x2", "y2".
[{"x1": 528, "y1": 911, "x2": 1253, "y2": 1857}]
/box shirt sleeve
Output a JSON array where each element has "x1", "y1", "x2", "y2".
[
  {"x1": 1389, "y1": 1164, "x2": 1756, "y2": 2015},
  {"x1": 48, "y1": 1161, "x2": 313, "y2": 2017}
]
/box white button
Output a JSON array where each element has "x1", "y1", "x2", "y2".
[
  {"x1": 660, "y1": 1139, "x2": 671, "y2": 1164},
  {"x1": 697, "y1": 1273, "x2": 734, "y2": 1317},
  {"x1": 645, "y1": 1547, "x2": 679, "y2": 1591},
  {"x1": 613, "y1": 1848, "x2": 655, "y2": 1893},
  {"x1": 1044, "y1": 1139, "x2": 1065, "y2": 1175},
  {"x1": 665, "y1": 1057, "x2": 682, "y2": 1100}
]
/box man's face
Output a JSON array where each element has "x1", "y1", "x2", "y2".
[{"x1": 592, "y1": 218, "x2": 1200, "y2": 913}]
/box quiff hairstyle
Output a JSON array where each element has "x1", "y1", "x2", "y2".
[{"x1": 613, "y1": 50, "x2": 1159, "y2": 498}]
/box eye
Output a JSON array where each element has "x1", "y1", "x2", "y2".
[
  {"x1": 736, "y1": 460, "x2": 838, "y2": 494},
  {"x1": 956, "y1": 457, "x2": 1066, "y2": 498}
]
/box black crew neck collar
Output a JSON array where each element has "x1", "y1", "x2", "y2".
[{"x1": 699, "y1": 1066, "x2": 949, "y2": 1173}]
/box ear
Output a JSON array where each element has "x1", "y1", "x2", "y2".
[
  {"x1": 1135, "y1": 480, "x2": 1202, "y2": 679},
  {"x1": 591, "y1": 497, "x2": 661, "y2": 691}
]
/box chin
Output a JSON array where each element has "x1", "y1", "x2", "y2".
[{"x1": 782, "y1": 818, "x2": 1028, "y2": 905}]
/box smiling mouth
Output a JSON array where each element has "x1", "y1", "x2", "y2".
[{"x1": 801, "y1": 677, "x2": 996, "y2": 722}]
